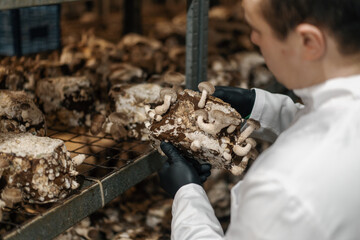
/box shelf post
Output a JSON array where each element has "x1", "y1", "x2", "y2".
[{"x1": 185, "y1": 0, "x2": 209, "y2": 90}]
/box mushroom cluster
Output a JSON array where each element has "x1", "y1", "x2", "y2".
[
  {"x1": 0, "y1": 133, "x2": 84, "y2": 220},
  {"x1": 90, "y1": 72, "x2": 185, "y2": 141},
  {"x1": 146, "y1": 81, "x2": 260, "y2": 175},
  {"x1": 0, "y1": 90, "x2": 46, "y2": 136}
]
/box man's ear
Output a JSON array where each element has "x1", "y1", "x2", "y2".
[{"x1": 295, "y1": 23, "x2": 326, "y2": 61}]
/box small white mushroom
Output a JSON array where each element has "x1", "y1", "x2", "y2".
[
  {"x1": 145, "y1": 105, "x2": 156, "y2": 119},
  {"x1": 227, "y1": 124, "x2": 237, "y2": 133},
  {"x1": 155, "y1": 88, "x2": 177, "y2": 115},
  {"x1": 233, "y1": 142, "x2": 252, "y2": 157},
  {"x1": 197, "y1": 82, "x2": 215, "y2": 108},
  {"x1": 237, "y1": 119, "x2": 260, "y2": 144},
  {"x1": 197, "y1": 110, "x2": 241, "y2": 136},
  {"x1": 223, "y1": 151, "x2": 232, "y2": 163},
  {"x1": 71, "y1": 180, "x2": 80, "y2": 190},
  {"x1": 190, "y1": 140, "x2": 201, "y2": 152},
  {"x1": 233, "y1": 138, "x2": 257, "y2": 157},
  {"x1": 72, "y1": 154, "x2": 86, "y2": 166},
  {"x1": 231, "y1": 148, "x2": 259, "y2": 175},
  {"x1": 195, "y1": 109, "x2": 226, "y2": 136},
  {"x1": 1, "y1": 187, "x2": 23, "y2": 207}
]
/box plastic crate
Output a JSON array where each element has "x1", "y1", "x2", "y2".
[{"x1": 0, "y1": 5, "x2": 61, "y2": 56}]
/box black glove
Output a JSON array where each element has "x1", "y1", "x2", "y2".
[
  {"x1": 213, "y1": 86, "x2": 256, "y2": 118},
  {"x1": 158, "y1": 142, "x2": 212, "y2": 198}
]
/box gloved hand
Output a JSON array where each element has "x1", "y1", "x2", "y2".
[
  {"x1": 158, "y1": 142, "x2": 212, "y2": 198},
  {"x1": 213, "y1": 86, "x2": 256, "y2": 118}
]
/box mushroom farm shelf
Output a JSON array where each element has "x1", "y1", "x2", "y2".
[{"x1": 0, "y1": 126, "x2": 166, "y2": 240}]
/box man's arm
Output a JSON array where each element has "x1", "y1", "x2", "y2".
[
  {"x1": 250, "y1": 88, "x2": 304, "y2": 143},
  {"x1": 213, "y1": 86, "x2": 304, "y2": 143},
  {"x1": 172, "y1": 184, "x2": 224, "y2": 240}
]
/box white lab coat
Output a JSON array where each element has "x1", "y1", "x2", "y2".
[{"x1": 171, "y1": 75, "x2": 360, "y2": 240}]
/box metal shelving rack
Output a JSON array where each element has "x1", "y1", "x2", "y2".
[{"x1": 0, "y1": 0, "x2": 209, "y2": 239}]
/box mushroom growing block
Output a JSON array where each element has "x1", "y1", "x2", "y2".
[
  {"x1": 0, "y1": 133, "x2": 84, "y2": 204},
  {"x1": 35, "y1": 76, "x2": 94, "y2": 127},
  {"x1": 93, "y1": 83, "x2": 164, "y2": 141},
  {"x1": 0, "y1": 90, "x2": 46, "y2": 136},
  {"x1": 147, "y1": 82, "x2": 260, "y2": 175}
]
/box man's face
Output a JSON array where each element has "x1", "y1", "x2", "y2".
[{"x1": 242, "y1": 0, "x2": 303, "y2": 89}]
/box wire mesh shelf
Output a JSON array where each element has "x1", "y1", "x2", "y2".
[{"x1": 0, "y1": 126, "x2": 166, "y2": 240}]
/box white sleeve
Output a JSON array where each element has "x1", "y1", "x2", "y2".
[
  {"x1": 171, "y1": 177, "x2": 325, "y2": 240},
  {"x1": 171, "y1": 183, "x2": 224, "y2": 240},
  {"x1": 224, "y1": 173, "x2": 326, "y2": 240},
  {"x1": 249, "y1": 88, "x2": 304, "y2": 143}
]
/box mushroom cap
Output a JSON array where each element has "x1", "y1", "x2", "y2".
[
  {"x1": 211, "y1": 110, "x2": 241, "y2": 125},
  {"x1": 163, "y1": 71, "x2": 185, "y2": 86},
  {"x1": 246, "y1": 118, "x2": 261, "y2": 130},
  {"x1": 194, "y1": 109, "x2": 208, "y2": 121},
  {"x1": 198, "y1": 82, "x2": 215, "y2": 94},
  {"x1": 245, "y1": 138, "x2": 257, "y2": 148},
  {"x1": 160, "y1": 88, "x2": 177, "y2": 102},
  {"x1": 1, "y1": 187, "x2": 22, "y2": 204}
]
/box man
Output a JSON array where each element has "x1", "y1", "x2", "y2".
[{"x1": 158, "y1": 0, "x2": 360, "y2": 239}]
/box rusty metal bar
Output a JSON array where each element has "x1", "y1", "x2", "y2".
[{"x1": 2, "y1": 150, "x2": 166, "y2": 240}]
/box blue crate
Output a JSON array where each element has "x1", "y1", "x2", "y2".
[{"x1": 0, "y1": 5, "x2": 61, "y2": 56}]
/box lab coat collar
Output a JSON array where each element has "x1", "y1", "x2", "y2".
[{"x1": 293, "y1": 74, "x2": 360, "y2": 109}]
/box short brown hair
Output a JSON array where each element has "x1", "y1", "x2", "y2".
[{"x1": 260, "y1": 0, "x2": 360, "y2": 55}]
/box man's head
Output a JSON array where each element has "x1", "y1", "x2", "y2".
[{"x1": 242, "y1": 0, "x2": 360, "y2": 89}]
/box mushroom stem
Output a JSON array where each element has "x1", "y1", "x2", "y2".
[
  {"x1": 145, "y1": 105, "x2": 156, "y2": 119},
  {"x1": 196, "y1": 116, "x2": 228, "y2": 136},
  {"x1": 155, "y1": 94, "x2": 172, "y2": 115},
  {"x1": 231, "y1": 147, "x2": 258, "y2": 176},
  {"x1": 155, "y1": 88, "x2": 177, "y2": 116},
  {"x1": 223, "y1": 151, "x2": 232, "y2": 163},
  {"x1": 197, "y1": 82, "x2": 215, "y2": 108},
  {"x1": 198, "y1": 89, "x2": 208, "y2": 108},
  {"x1": 237, "y1": 120, "x2": 260, "y2": 144},
  {"x1": 237, "y1": 125, "x2": 255, "y2": 144},
  {"x1": 233, "y1": 143, "x2": 252, "y2": 157},
  {"x1": 233, "y1": 138, "x2": 257, "y2": 157},
  {"x1": 227, "y1": 124, "x2": 237, "y2": 133},
  {"x1": 72, "y1": 154, "x2": 85, "y2": 166}
]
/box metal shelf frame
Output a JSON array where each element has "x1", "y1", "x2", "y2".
[{"x1": 185, "y1": 0, "x2": 209, "y2": 90}]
